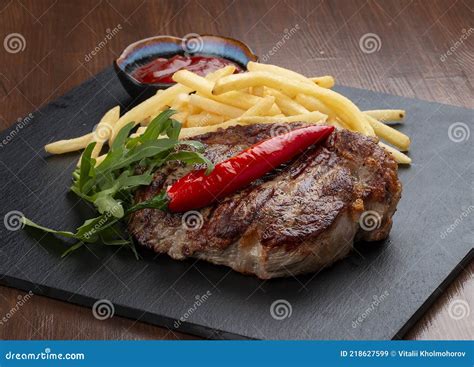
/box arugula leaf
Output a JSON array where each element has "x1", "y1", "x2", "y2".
[
  {"x1": 73, "y1": 213, "x2": 124, "y2": 245},
  {"x1": 110, "y1": 122, "x2": 135, "y2": 151},
  {"x1": 22, "y1": 217, "x2": 77, "y2": 238},
  {"x1": 127, "y1": 191, "x2": 169, "y2": 212},
  {"x1": 140, "y1": 109, "x2": 175, "y2": 142},
  {"x1": 166, "y1": 119, "x2": 182, "y2": 139},
  {"x1": 22, "y1": 109, "x2": 214, "y2": 257},
  {"x1": 94, "y1": 195, "x2": 124, "y2": 218},
  {"x1": 167, "y1": 151, "x2": 215, "y2": 175},
  {"x1": 78, "y1": 142, "x2": 96, "y2": 192},
  {"x1": 179, "y1": 140, "x2": 206, "y2": 151},
  {"x1": 117, "y1": 173, "x2": 154, "y2": 189},
  {"x1": 103, "y1": 139, "x2": 178, "y2": 172},
  {"x1": 61, "y1": 242, "x2": 85, "y2": 258},
  {"x1": 92, "y1": 122, "x2": 135, "y2": 174}
]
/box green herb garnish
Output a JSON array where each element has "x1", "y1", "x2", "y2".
[{"x1": 23, "y1": 109, "x2": 213, "y2": 257}]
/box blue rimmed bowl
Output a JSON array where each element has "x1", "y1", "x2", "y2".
[{"x1": 114, "y1": 34, "x2": 258, "y2": 100}]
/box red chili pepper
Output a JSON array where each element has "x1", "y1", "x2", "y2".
[{"x1": 167, "y1": 125, "x2": 335, "y2": 212}]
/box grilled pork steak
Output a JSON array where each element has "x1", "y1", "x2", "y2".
[{"x1": 129, "y1": 123, "x2": 402, "y2": 279}]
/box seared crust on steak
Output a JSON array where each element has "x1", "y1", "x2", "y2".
[{"x1": 129, "y1": 123, "x2": 402, "y2": 279}]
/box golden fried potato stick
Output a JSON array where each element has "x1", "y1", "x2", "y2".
[
  {"x1": 91, "y1": 106, "x2": 120, "y2": 158},
  {"x1": 265, "y1": 88, "x2": 309, "y2": 115},
  {"x1": 45, "y1": 133, "x2": 93, "y2": 154},
  {"x1": 364, "y1": 109, "x2": 405, "y2": 122},
  {"x1": 295, "y1": 94, "x2": 409, "y2": 149},
  {"x1": 366, "y1": 114, "x2": 410, "y2": 151},
  {"x1": 169, "y1": 93, "x2": 191, "y2": 111},
  {"x1": 213, "y1": 71, "x2": 374, "y2": 136},
  {"x1": 110, "y1": 66, "x2": 237, "y2": 143},
  {"x1": 179, "y1": 111, "x2": 328, "y2": 139},
  {"x1": 295, "y1": 93, "x2": 334, "y2": 117},
  {"x1": 251, "y1": 86, "x2": 265, "y2": 97},
  {"x1": 237, "y1": 111, "x2": 327, "y2": 125},
  {"x1": 206, "y1": 65, "x2": 236, "y2": 81},
  {"x1": 77, "y1": 106, "x2": 121, "y2": 166},
  {"x1": 188, "y1": 94, "x2": 245, "y2": 118},
  {"x1": 379, "y1": 142, "x2": 411, "y2": 164},
  {"x1": 172, "y1": 69, "x2": 281, "y2": 115},
  {"x1": 110, "y1": 84, "x2": 191, "y2": 142},
  {"x1": 187, "y1": 112, "x2": 225, "y2": 127},
  {"x1": 247, "y1": 62, "x2": 335, "y2": 89},
  {"x1": 241, "y1": 96, "x2": 275, "y2": 117},
  {"x1": 309, "y1": 76, "x2": 335, "y2": 88},
  {"x1": 247, "y1": 62, "x2": 312, "y2": 84}
]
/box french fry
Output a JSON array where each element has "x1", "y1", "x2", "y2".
[
  {"x1": 248, "y1": 62, "x2": 335, "y2": 89},
  {"x1": 189, "y1": 94, "x2": 245, "y2": 118},
  {"x1": 173, "y1": 69, "x2": 281, "y2": 115},
  {"x1": 110, "y1": 66, "x2": 237, "y2": 142},
  {"x1": 309, "y1": 76, "x2": 335, "y2": 89},
  {"x1": 130, "y1": 127, "x2": 146, "y2": 138},
  {"x1": 247, "y1": 61, "x2": 313, "y2": 85},
  {"x1": 169, "y1": 93, "x2": 190, "y2": 110},
  {"x1": 187, "y1": 104, "x2": 202, "y2": 115},
  {"x1": 241, "y1": 96, "x2": 275, "y2": 117},
  {"x1": 295, "y1": 93, "x2": 334, "y2": 116},
  {"x1": 252, "y1": 86, "x2": 264, "y2": 97},
  {"x1": 205, "y1": 65, "x2": 236, "y2": 81},
  {"x1": 179, "y1": 121, "x2": 242, "y2": 139},
  {"x1": 139, "y1": 116, "x2": 153, "y2": 126},
  {"x1": 209, "y1": 90, "x2": 268, "y2": 112},
  {"x1": 179, "y1": 111, "x2": 328, "y2": 139},
  {"x1": 49, "y1": 107, "x2": 119, "y2": 156},
  {"x1": 110, "y1": 84, "x2": 192, "y2": 142},
  {"x1": 45, "y1": 133, "x2": 93, "y2": 154},
  {"x1": 172, "y1": 111, "x2": 188, "y2": 125},
  {"x1": 170, "y1": 67, "x2": 236, "y2": 97},
  {"x1": 265, "y1": 88, "x2": 309, "y2": 115},
  {"x1": 271, "y1": 104, "x2": 283, "y2": 115},
  {"x1": 327, "y1": 118, "x2": 344, "y2": 129},
  {"x1": 173, "y1": 69, "x2": 214, "y2": 95},
  {"x1": 77, "y1": 106, "x2": 119, "y2": 165},
  {"x1": 187, "y1": 112, "x2": 225, "y2": 127},
  {"x1": 237, "y1": 111, "x2": 327, "y2": 125},
  {"x1": 91, "y1": 106, "x2": 120, "y2": 158},
  {"x1": 379, "y1": 142, "x2": 411, "y2": 164},
  {"x1": 248, "y1": 62, "x2": 335, "y2": 90},
  {"x1": 364, "y1": 109, "x2": 405, "y2": 122},
  {"x1": 94, "y1": 154, "x2": 106, "y2": 166},
  {"x1": 213, "y1": 71, "x2": 374, "y2": 136},
  {"x1": 366, "y1": 114, "x2": 410, "y2": 151},
  {"x1": 178, "y1": 103, "x2": 190, "y2": 119},
  {"x1": 157, "y1": 105, "x2": 197, "y2": 125},
  {"x1": 131, "y1": 112, "x2": 189, "y2": 138},
  {"x1": 334, "y1": 118, "x2": 351, "y2": 129},
  {"x1": 47, "y1": 61, "x2": 411, "y2": 166}
]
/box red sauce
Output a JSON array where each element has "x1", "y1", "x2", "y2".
[{"x1": 132, "y1": 54, "x2": 242, "y2": 84}]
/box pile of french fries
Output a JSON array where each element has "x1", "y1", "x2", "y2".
[{"x1": 45, "y1": 62, "x2": 411, "y2": 164}]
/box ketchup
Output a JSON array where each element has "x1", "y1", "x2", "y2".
[{"x1": 132, "y1": 54, "x2": 242, "y2": 84}]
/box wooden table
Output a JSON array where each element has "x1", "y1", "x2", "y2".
[{"x1": 0, "y1": 0, "x2": 472, "y2": 340}]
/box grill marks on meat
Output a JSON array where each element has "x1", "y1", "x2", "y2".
[{"x1": 129, "y1": 123, "x2": 402, "y2": 279}]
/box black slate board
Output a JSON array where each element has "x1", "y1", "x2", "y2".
[{"x1": 0, "y1": 68, "x2": 472, "y2": 340}]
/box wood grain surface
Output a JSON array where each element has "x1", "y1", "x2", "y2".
[{"x1": 0, "y1": 0, "x2": 472, "y2": 340}]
